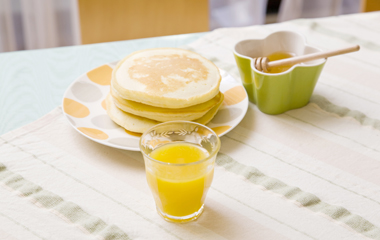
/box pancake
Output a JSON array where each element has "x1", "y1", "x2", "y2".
[
  {"x1": 111, "y1": 87, "x2": 223, "y2": 122},
  {"x1": 194, "y1": 92, "x2": 224, "y2": 125},
  {"x1": 106, "y1": 93, "x2": 224, "y2": 133},
  {"x1": 111, "y1": 48, "x2": 221, "y2": 109},
  {"x1": 106, "y1": 94, "x2": 159, "y2": 133}
]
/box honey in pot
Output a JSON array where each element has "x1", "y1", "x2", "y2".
[{"x1": 264, "y1": 51, "x2": 296, "y2": 73}]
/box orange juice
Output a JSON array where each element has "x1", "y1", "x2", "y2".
[
  {"x1": 265, "y1": 51, "x2": 295, "y2": 73},
  {"x1": 146, "y1": 143, "x2": 213, "y2": 220}
]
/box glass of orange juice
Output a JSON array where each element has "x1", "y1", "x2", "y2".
[{"x1": 140, "y1": 121, "x2": 220, "y2": 223}]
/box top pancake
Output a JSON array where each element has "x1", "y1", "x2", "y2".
[{"x1": 111, "y1": 48, "x2": 221, "y2": 109}]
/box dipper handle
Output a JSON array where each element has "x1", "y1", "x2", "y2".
[{"x1": 267, "y1": 45, "x2": 360, "y2": 68}]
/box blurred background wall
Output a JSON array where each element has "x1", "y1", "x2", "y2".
[
  {"x1": 0, "y1": 0, "x2": 78, "y2": 52},
  {"x1": 0, "y1": 0, "x2": 375, "y2": 53}
]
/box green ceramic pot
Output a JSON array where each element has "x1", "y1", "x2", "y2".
[{"x1": 234, "y1": 31, "x2": 326, "y2": 115}]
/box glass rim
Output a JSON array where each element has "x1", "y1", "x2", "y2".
[{"x1": 139, "y1": 121, "x2": 221, "y2": 166}]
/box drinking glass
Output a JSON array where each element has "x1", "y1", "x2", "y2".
[{"x1": 140, "y1": 121, "x2": 220, "y2": 223}]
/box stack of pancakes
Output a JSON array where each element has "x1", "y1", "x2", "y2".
[{"x1": 106, "y1": 48, "x2": 223, "y2": 133}]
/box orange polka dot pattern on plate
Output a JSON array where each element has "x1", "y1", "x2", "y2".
[
  {"x1": 87, "y1": 65, "x2": 113, "y2": 86},
  {"x1": 101, "y1": 99, "x2": 107, "y2": 110},
  {"x1": 211, "y1": 126, "x2": 232, "y2": 136},
  {"x1": 77, "y1": 127, "x2": 109, "y2": 140},
  {"x1": 223, "y1": 86, "x2": 246, "y2": 105},
  {"x1": 63, "y1": 98, "x2": 90, "y2": 118}
]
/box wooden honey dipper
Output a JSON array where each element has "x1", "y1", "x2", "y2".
[{"x1": 253, "y1": 45, "x2": 360, "y2": 72}]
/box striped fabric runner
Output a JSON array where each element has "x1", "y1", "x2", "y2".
[{"x1": 1, "y1": 12, "x2": 380, "y2": 239}]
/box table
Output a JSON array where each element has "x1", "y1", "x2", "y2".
[
  {"x1": 0, "y1": 32, "x2": 206, "y2": 135},
  {"x1": 1, "y1": 12, "x2": 380, "y2": 240}
]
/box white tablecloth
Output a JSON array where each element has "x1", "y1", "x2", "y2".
[{"x1": 1, "y1": 12, "x2": 380, "y2": 240}]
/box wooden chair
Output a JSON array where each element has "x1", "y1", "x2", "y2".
[{"x1": 77, "y1": 0, "x2": 209, "y2": 44}]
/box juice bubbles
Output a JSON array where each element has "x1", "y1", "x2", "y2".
[{"x1": 146, "y1": 143, "x2": 214, "y2": 222}]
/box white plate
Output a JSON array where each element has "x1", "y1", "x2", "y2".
[{"x1": 63, "y1": 62, "x2": 248, "y2": 151}]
